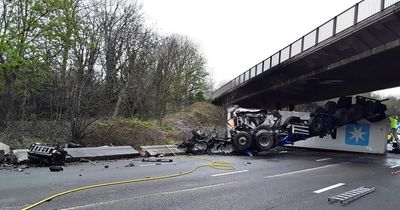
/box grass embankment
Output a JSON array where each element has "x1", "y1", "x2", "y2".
[
  {"x1": 87, "y1": 102, "x2": 226, "y2": 150},
  {"x1": 1, "y1": 102, "x2": 226, "y2": 150}
]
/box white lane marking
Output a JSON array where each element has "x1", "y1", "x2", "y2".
[
  {"x1": 139, "y1": 163, "x2": 174, "y2": 167},
  {"x1": 316, "y1": 158, "x2": 332, "y2": 162},
  {"x1": 58, "y1": 181, "x2": 238, "y2": 210},
  {"x1": 389, "y1": 163, "x2": 400, "y2": 168},
  {"x1": 264, "y1": 164, "x2": 340, "y2": 178},
  {"x1": 211, "y1": 170, "x2": 249, "y2": 177},
  {"x1": 313, "y1": 183, "x2": 346, "y2": 194}
]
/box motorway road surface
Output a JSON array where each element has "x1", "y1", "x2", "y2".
[{"x1": 2, "y1": 148, "x2": 400, "y2": 210}]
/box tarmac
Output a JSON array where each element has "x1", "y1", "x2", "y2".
[{"x1": 2, "y1": 147, "x2": 400, "y2": 210}]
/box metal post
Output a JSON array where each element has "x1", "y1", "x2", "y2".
[
  {"x1": 289, "y1": 44, "x2": 292, "y2": 58},
  {"x1": 301, "y1": 37, "x2": 304, "y2": 52},
  {"x1": 262, "y1": 61, "x2": 265, "y2": 72},
  {"x1": 278, "y1": 51, "x2": 281, "y2": 64},
  {"x1": 269, "y1": 56, "x2": 272, "y2": 69},
  {"x1": 315, "y1": 28, "x2": 319, "y2": 45},
  {"x1": 354, "y1": 3, "x2": 359, "y2": 25},
  {"x1": 333, "y1": 16, "x2": 337, "y2": 36},
  {"x1": 255, "y1": 65, "x2": 257, "y2": 76},
  {"x1": 381, "y1": 0, "x2": 385, "y2": 11}
]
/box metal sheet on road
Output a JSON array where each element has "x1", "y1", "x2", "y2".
[{"x1": 66, "y1": 146, "x2": 139, "y2": 161}]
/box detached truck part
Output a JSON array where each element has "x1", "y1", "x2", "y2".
[{"x1": 28, "y1": 143, "x2": 67, "y2": 165}]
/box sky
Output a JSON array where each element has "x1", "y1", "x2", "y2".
[{"x1": 140, "y1": 0, "x2": 400, "y2": 97}]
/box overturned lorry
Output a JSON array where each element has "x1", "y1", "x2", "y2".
[{"x1": 180, "y1": 95, "x2": 388, "y2": 154}]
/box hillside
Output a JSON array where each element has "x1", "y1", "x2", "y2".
[{"x1": 1, "y1": 102, "x2": 226, "y2": 150}]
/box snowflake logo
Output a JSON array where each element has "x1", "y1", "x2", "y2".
[{"x1": 345, "y1": 124, "x2": 370, "y2": 146}]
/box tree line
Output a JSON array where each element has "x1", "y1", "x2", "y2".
[{"x1": 0, "y1": 0, "x2": 210, "y2": 142}]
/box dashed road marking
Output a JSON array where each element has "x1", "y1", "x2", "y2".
[
  {"x1": 264, "y1": 164, "x2": 340, "y2": 178},
  {"x1": 316, "y1": 158, "x2": 332, "y2": 162},
  {"x1": 211, "y1": 170, "x2": 249, "y2": 177},
  {"x1": 313, "y1": 183, "x2": 346, "y2": 194}
]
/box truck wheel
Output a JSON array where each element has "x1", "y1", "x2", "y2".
[
  {"x1": 310, "y1": 106, "x2": 324, "y2": 117},
  {"x1": 335, "y1": 108, "x2": 350, "y2": 126},
  {"x1": 324, "y1": 101, "x2": 337, "y2": 114},
  {"x1": 254, "y1": 130, "x2": 275, "y2": 151},
  {"x1": 366, "y1": 113, "x2": 386, "y2": 122},
  {"x1": 232, "y1": 132, "x2": 253, "y2": 151},
  {"x1": 363, "y1": 101, "x2": 377, "y2": 118},
  {"x1": 349, "y1": 104, "x2": 363, "y2": 122},
  {"x1": 283, "y1": 116, "x2": 301, "y2": 126},
  {"x1": 309, "y1": 117, "x2": 324, "y2": 135}
]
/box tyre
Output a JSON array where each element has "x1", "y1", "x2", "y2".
[
  {"x1": 254, "y1": 130, "x2": 275, "y2": 151},
  {"x1": 308, "y1": 117, "x2": 324, "y2": 135},
  {"x1": 232, "y1": 132, "x2": 253, "y2": 151},
  {"x1": 252, "y1": 125, "x2": 272, "y2": 135},
  {"x1": 337, "y1": 96, "x2": 352, "y2": 109},
  {"x1": 349, "y1": 104, "x2": 363, "y2": 122},
  {"x1": 311, "y1": 106, "x2": 325, "y2": 117},
  {"x1": 324, "y1": 101, "x2": 337, "y2": 114},
  {"x1": 363, "y1": 101, "x2": 377, "y2": 118},
  {"x1": 335, "y1": 108, "x2": 350, "y2": 126},
  {"x1": 283, "y1": 116, "x2": 301, "y2": 126},
  {"x1": 366, "y1": 113, "x2": 386, "y2": 122}
]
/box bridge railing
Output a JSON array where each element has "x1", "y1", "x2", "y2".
[{"x1": 213, "y1": 0, "x2": 400, "y2": 99}]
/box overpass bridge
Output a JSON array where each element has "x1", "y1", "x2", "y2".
[{"x1": 213, "y1": 0, "x2": 400, "y2": 109}]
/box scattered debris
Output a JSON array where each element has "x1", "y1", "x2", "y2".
[
  {"x1": 0, "y1": 142, "x2": 11, "y2": 155},
  {"x1": 12, "y1": 149, "x2": 29, "y2": 164},
  {"x1": 140, "y1": 145, "x2": 185, "y2": 157},
  {"x1": 0, "y1": 150, "x2": 4, "y2": 163},
  {"x1": 64, "y1": 143, "x2": 82, "y2": 148},
  {"x1": 49, "y1": 166, "x2": 64, "y2": 172},
  {"x1": 125, "y1": 163, "x2": 135, "y2": 167},
  {"x1": 392, "y1": 170, "x2": 400, "y2": 175},
  {"x1": 142, "y1": 158, "x2": 173, "y2": 163},
  {"x1": 328, "y1": 186, "x2": 376, "y2": 205},
  {"x1": 28, "y1": 144, "x2": 67, "y2": 166},
  {"x1": 79, "y1": 158, "x2": 90, "y2": 162},
  {"x1": 179, "y1": 129, "x2": 232, "y2": 155},
  {"x1": 156, "y1": 154, "x2": 165, "y2": 157}
]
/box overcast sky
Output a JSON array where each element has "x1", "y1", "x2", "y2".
[{"x1": 140, "y1": 0, "x2": 400, "y2": 97}]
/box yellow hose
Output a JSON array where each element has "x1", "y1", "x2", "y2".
[{"x1": 21, "y1": 146, "x2": 234, "y2": 210}]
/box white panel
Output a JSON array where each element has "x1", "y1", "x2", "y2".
[
  {"x1": 336, "y1": 8, "x2": 355, "y2": 34},
  {"x1": 303, "y1": 30, "x2": 317, "y2": 51},
  {"x1": 358, "y1": 0, "x2": 381, "y2": 22},
  {"x1": 318, "y1": 20, "x2": 334, "y2": 43},
  {"x1": 292, "y1": 119, "x2": 388, "y2": 154}
]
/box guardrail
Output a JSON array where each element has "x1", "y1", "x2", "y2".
[{"x1": 213, "y1": 0, "x2": 400, "y2": 99}]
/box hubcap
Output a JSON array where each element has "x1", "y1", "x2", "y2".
[
  {"x1": 259, "y1": 135, "x2": 270, "y2": 147},
  {"x1": 238, "y1": 137, "x2": 247, "y2": 145}
]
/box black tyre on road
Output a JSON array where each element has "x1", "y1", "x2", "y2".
[
  {"x1": 254, "y1": 130, "x2": 275, "y2": 151},
  {"x1": 232, "y1": 132, "x2": 253, "y2": 151}
]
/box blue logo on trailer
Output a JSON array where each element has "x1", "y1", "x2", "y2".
[{"x1": 345, "y1": 124, "x2": 370, "y2": 146}]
